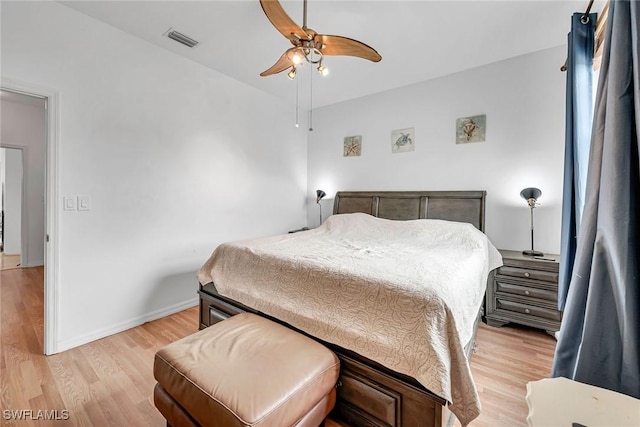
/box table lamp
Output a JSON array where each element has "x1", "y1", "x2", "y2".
[
  {"x1": 316, "y1": 189, "x2": 326, "y2": 225},
  {"x1": 520, "y1": 187, "x2": 544, "y2": 256}
]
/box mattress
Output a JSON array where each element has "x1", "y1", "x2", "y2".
[{"x1": 197, "y1": 213, "x2": 502, "y2": 425}]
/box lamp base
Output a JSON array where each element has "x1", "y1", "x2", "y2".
[{"x1": 522, "y1": 249, "x2": 544, "y2": 257}]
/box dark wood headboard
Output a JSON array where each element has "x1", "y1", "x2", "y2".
[{"x1": 332, "y1": 190, "x2": 486, "y2": 232}]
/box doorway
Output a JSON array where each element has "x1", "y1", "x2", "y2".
[
  {"x1": 0, "y1": 83, "x2": 57, "y2": 354},
  {"x1": 0, "y1": 90, "x2": 46, "y2": 268},
  {"x1": 0, "y1": 146, "x2": 24, "y2": 270}
]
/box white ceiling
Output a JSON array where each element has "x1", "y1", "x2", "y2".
[{"x1": 61, "y1": 0, "x2": 603, "y2": 109}]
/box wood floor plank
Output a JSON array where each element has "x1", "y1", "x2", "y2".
[
  {"x1": 80, "y1": 342, "x2": 122, "y2": 380},
  {"x1": 2, "y1": 266, "x2": 556, "y2": 426},
  {"x1": 39, "y1": 380, "x2": 67, "y2": 418},
  {"x1": 48, "y1": 351, "x2": 92, "y2": 412},
  {"x1": 87, "y1": 379, "x2": 131, "y2": 427},
  {"x1": 19, "y1": 360, "x2": 42, "y2": 402},
  {"x1": 72, "y1": 356, "x2": 100, "y2": 385}
]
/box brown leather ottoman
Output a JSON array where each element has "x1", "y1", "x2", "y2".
[{"x1": 153, "y1": 313, "x2": 340, "y2": 427}]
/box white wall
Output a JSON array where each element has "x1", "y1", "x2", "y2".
[
  {"x1": 307, "y1": 47, "x2": 566, "y2": 255},
  {"x1": 1, "y1": 1, "x2": 307, "y2": 352},
  {"x1": 2, "y1": 148, "x2": 23, "y2": 255},
  {"x1": 1, "y1": 96, "x2": 47, "y2": 266}
]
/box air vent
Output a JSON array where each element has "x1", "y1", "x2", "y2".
[{"x1": 166, "y1": 29, "x2": 199, "y2": 48}]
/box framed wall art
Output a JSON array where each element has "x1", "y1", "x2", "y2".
[
  {"x1": 456, "y1": 115, "x2": 486, "y2": 144},
  {"x1": 343, "y1": 135, "x2": 362, "y2": 157},
  {"x1": 391, "y1": 127, "x2": 415, "y2": 153}
]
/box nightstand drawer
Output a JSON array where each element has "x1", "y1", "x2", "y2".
[
  {"x1": 497, "y1": 266, "x2": 558, "y2": 283},
  {"x1": 495, "y1": 297, "x2": 562, "y2": 322},
  {"x1": 496, "y1": 280, "x2": 558, "y2": 302}
]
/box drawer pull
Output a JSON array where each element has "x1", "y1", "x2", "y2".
[
  {"x1": 524, "y1": 272, "x2": 531, "y2": 278},
  {"x1": 525, "y1": 308, "x2": 531, "y2": 314},
  {"x1": 209, "y1": 306, "x2": 229, "y2": 323},
  {"x1": 525, "y1": 290, "x2": 531, "y2": 295}
]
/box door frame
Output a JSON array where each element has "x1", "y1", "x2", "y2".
[{"x1": 1, "y1": 78, "x2": 59, "y2": 355}]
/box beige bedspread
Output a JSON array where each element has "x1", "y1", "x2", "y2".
[{"x1": 197, "y1": 213, "x2": 502, "y2": 425}]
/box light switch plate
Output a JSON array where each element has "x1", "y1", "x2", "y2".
[
  {"x1": 63, "y1": 196, "x2": 76, "y2": 211},
  {"x1": 77, "y1": 195, "x2": 91, "y2": 211}
]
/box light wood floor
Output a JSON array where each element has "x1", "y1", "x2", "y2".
[{"x1": 1, "y1": 266, "x2": 556, "y2": 426}]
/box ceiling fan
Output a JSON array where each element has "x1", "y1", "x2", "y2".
[{"x1": 259, "y1": 0, "x2": 382, "y2": 79}]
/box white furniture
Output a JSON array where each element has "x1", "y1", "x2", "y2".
[{"x1": 526, "y1": 377, "x2": 640, "y2": 426}]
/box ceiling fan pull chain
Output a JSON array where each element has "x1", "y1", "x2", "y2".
[
  {"x1": 295, "y1": 74, "x2": 299, "y2": 128},
  {"x1": 309, "y1": 70, "x2": 314, "y2": 131}
]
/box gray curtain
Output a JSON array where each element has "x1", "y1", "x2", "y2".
[
  {"x1": 552, "y1": 0, "x2": 640, "y2": 399},
  {"x1": 558, "y1": 12, "x2": 596, "y2": 310}
]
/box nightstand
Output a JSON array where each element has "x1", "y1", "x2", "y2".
[{"x1": 485, "y1": 249, "x2": 562, "y2": 335}]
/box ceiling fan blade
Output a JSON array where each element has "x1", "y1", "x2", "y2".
[
  {"x1": 260, "y1": 51, "x2": 294, "y2": 76},
  {"x1": 315, "y1": 34, "x2": 382, "y2": 62},
  {"x1": 260, "y1": 0, "x2": 309, "y2": 42}
]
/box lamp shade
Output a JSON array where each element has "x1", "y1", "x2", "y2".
[
  {"x1": 520, "y1": 187, "x2": 542, "y2": 201},
  {"x1": 316, "y1": 189, "x2": 326, "y2": 203}
]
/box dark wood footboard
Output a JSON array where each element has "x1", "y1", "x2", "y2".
[{"x1": 198, "y1": 282, "x2": 481, "y2": 427}]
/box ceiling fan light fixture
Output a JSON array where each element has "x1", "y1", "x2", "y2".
[
  {"x1": 292, "y1": 52, "x2": 303, "y2": 65},
  {"x1": 306, "y1": 47, "x2": 323, "y2": 64},
  {"x1": 287, "y1": 67, "x2": 297, "y2": 80},
  {"x1": 288, "y1": 46, "x2": 322, "y2": 67},
  {"x1": 285, "y1": 47, "x2": 304, "y2": 65},
  {"x1": 317, "y1": 64, "x2": 328, "y2": 76}
]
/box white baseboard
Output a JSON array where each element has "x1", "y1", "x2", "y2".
[{"x1": 54, "y1": 298, "x2": 198, "y2": 354}]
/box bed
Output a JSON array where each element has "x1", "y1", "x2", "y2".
[{"x1": 196, "y1": 190, "x2": 501, "y2": 427}]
